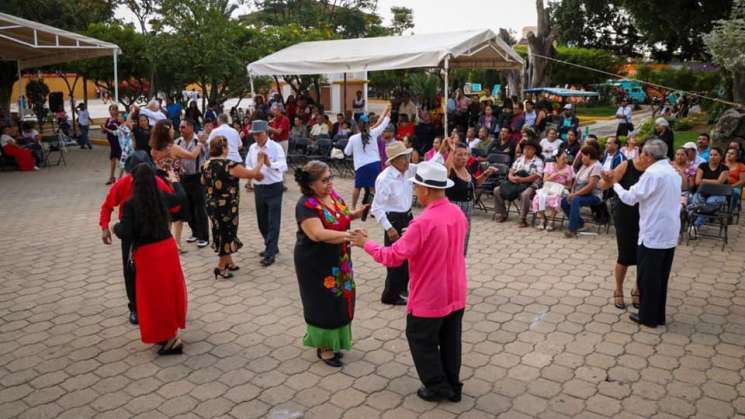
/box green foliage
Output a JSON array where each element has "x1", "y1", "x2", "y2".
[
  {"x1": 549, "y1": 0, "x2": 640, "y2": 57},
  {"x1": 0, "y1": 0, "x2": 116, "y2": 32},
  {"x1": 549, "y1": 46, "x2": 623, "y2": 86},
  {"x1": 389, "y1": 7, "x2": 414, "y2": 35},
  {"x1": 635, "y1": 65, "x2": 723, "y2": 96},
  {"x1": 705, "y1": 0, "x2": 745, "y2": 103},
  {"x1": 75, "y1": 22, "x2": 151, "y2": 106},
  {"x1": 407, "y1": 72, "x2": 440, "y2": 106},
  {"x1": 25, "y1": 79, "x2": 50, "y2": 128}
]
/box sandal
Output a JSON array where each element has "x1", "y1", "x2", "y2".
[
  {"x1": 158, "y1": 337, "x2": 183, "y2": 355},
  {"x1": 631, "y1": 289, "x2": 640, "y2": 309},
  {"x1": 613, "y1": 291, "x2": 626, "y2": 310}
]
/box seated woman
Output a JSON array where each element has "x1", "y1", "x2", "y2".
[
  {"x1": 18, "y1": 121, "x2": 44, "y2": 167},
  {"x1": 561, "y1": 145, "x2": 603, "y2": 238},
  {"x1": 620, "y1": 135, "x2": 639, "y2": 160},
  {"x1": 310, "y1": 117, "x2": 329, "y2": 140},
  {"x1": 396, "y1": 114, "x2": 414, "y2": 140},
  {"x1": 688, "y1": 147, "x2": 729, "y2": 230},
  {"x1": 671, "y1": 147, "x2": 693, "y2": 193},
  {"x1": 1, "y1": 125, "x2": 37, "y2": 171},
  {"x1": 424, "y1": 137, "x2": 442, "y2": 161},
  {"x1": 724, "y1": 147, "x2": 745, "y2": 202},
  {"x1": 532, "y1": 151, "x2": 574, "y2": 231}
]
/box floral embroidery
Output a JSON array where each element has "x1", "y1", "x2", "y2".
[{"x1": 323, "y1": 276, "x2": 336, "y2": 289}]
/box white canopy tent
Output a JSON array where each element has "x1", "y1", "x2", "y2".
[
  {"x1": 0, "y1": 12, "x2": 120, "y2": 117},
  {"x1": 247, "y1": 29, "x2": 524, "y2": 135}
]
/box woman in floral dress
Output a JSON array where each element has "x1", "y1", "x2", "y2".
[{"x1": 293, "y1": 160, "x2": 367, "y2": 367}]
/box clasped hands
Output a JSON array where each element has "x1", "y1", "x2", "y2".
[{"x1": 348, "y1": 228, "x2": 368, "y2": 247}]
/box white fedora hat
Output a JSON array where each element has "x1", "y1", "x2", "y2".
[{"x1": 409, "y1": 161, "x2": 454, "y2": 189}]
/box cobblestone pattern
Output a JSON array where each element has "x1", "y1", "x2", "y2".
[{"x1": 1, "y1": 149, "x2": 744, "y2": 418}]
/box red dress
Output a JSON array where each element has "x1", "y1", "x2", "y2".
[
  {"x1": 134, "y1": 237, "x2": 187, "y2": 344},
  {"x1": 2, "y1": 144, "x2": 35, "y2": 171}
]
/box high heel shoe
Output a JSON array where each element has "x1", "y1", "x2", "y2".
[
  {"x1": 631, "y1": 289, "x2": 640, "y2": 309},
  {"x1": 213, "y1": 267, "x2": 234, "y2": 280},
  {"x1": 158, "y1": 337, "x2": 183, "y2": 355}
]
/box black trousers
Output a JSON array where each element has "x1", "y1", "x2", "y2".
[
  {"x1": 120, "y1": 238, "x2": 136, "y2": 312},
  {"x1": 381, "y1": 211, "x2": 413, "y2": 303},
  {"x1": 637, "y1": 244, "x2": 675, "y2": 326},
  {"x1": 254, "y1": 182, "x2": 283, "y2": 258},
  {"x1": 181, "y1": 174, "x2": 209, "y2": 242},
  {"x1": 406, "y1": 309, "x2": 464, "y2": 396}
]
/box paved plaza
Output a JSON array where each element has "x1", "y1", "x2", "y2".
[{"x1": 1, "y1": 149, "x2": 745, "y2": 419}]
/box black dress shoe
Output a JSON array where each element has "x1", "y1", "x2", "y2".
[
  {"x1": 317, "y1": 349, "x2": 342, "y2": 367},
  {"x1": 416, "y1": 386, "x2": 455, "y2": 402},
  {"x1": 382, "y1": 297, "x2": 407, "y2": 306},
  {"x1": 629, "y1": 313, "x2": 656, "y2": 328},
  {"x1": 259, "y1": 250, "x2": 279, "y2": 257},
  {"x1": 260, "y1": 256, "x2": 275, "y2": 267},
  {"x1": 129, "y1": 311, "x2": 138, "y2": 325}
]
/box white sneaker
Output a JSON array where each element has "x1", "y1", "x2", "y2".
[
  {"x1": 185, "y1": 236, "x2": 197, "y2": 243},
  {"x1": 196, "y1": 240, "x2": 209, "y2": 248}
]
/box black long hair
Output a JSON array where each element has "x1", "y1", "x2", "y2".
[
  {"x1": 360, "y1": 119, "x2": 371, "y2": 151},
  {"x1": 130, "y1": 163, "x2": 170, "y2": 238}
]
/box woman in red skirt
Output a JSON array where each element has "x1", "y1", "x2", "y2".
[{"x1": 114, "y1": 163, "x2": 187, "y2": 355}]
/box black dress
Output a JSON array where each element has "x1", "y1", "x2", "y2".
[
  {"x1": 614, "y1": 160, "x2": 644, "y2": 266},
  {"x1": 294, "y1": 193, "x2": 355, "y2": 333},
  {"x1": 201, "y1": 159, "x2": 242, "y2": 256}
]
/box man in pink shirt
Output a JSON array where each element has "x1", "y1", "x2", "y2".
[{"x1": 351, "y1": 161, "x2": 468, "y2": 402}]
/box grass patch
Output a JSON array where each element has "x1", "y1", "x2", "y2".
[
  {"x1": 674, "y1": 131, "x2": 703, "y2": 149},
  {"x1": 575, "y1": 105, "x2": 618, "y2": 117}
]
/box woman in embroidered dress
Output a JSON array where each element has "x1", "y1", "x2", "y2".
[{"x1": 293, "y1": 160, "x2": 368, "y2": 367}]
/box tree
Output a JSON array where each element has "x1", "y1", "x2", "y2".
[
  {"x1": 526, "y1": 0, "x2": 557, "y2": 88},
  {"x1": 621, "y1": 0, "x2": 733, "y2": 61},
  {"x1": 389, "y1": 6, "x2": 414, "y2": 35},
  {"x1": 25, "y1": 79, "x2": 50, "y2": 128},
  {"x1": 549, "y1": 0, "x2": 640, "y2": 57},
  {"x1": 0, "y1": 0, "x2": 115, "y2": 117},
  {"x1": 75, "y1": 23, "x2": 151, "y2": 107},
  {"x1": 705, "y1": 0, "x2": 745, "y2": 104}
]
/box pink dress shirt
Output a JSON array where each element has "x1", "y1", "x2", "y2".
[{"x1": 363, "y1": 197, "x2": 468, "y2": 318}]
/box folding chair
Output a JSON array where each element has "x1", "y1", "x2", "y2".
[
  {"x1": 686, "y1": 183, "x2": 734, "y2": 251},
  {"x1": 42, "y1": 135, "x2": 66, "y2": 167}
]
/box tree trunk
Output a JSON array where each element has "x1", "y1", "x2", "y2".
[
  {"x1": 506, "y1": 70, "x2": 522, "y2": 99},
  {"x1": 526, "y1": 0, "x2": 556, "y2": 88},
  {"x1": 83, "y1": 76, "x2": 88, "y2": 107},
  {"x1": 0, "y1": 62, "x2": 18, "y2": 121},
  {"x1": 734, "y1": 70, "x2": 745, "y2": 107}
]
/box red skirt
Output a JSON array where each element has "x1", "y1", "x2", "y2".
[
  {"x1": 133, "y1": 237, "x2": 187, "y2": 344},
  {"x1": 3, "y1": 145, "x2": 35, "y2": 171}
]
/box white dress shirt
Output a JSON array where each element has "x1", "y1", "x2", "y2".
[
  {"x1": 245, "y1": 139, "x2": 288, "y2": 185},
  {"x1": 467, "y1": 138, "x2": 480, "y2": 150},
  {"x1": 613, "y1": 159, "x2": 681, "y2": 249},
  {"x1": 371, "y1": 164, "x2": 417, "y2": 231},
  {"x1": 209, "y1": 124, "x2": 243, "y2": 163},
  {"x1": 138, "y1": 107, "x2": 167, "y2": 126},
  {"x1": 344, "y1": 116, "x2": 390, "y2": 170}
]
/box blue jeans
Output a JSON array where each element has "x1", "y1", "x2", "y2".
[
  {"x1": 78, "y1": 125, "x2": 90, "y2": 147},
  {"x1": 690, "y1": 192, "x2": 728, "y2": 226},
  {"x1": 561, "y1": 194, "x2": 601, "y2": 232}
]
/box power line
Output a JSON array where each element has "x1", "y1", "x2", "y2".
[{"x1": 528, "y1": 52, "x2": 743, "y2": 108}]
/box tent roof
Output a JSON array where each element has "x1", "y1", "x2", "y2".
[
  {"x1": 0, "y1": 12, "x2": 119, "y2": 69},
  {"x1": 247, "y1": 29, "x2": 524, "y2": 76},
  {"x1": 524, "y1": 87, "x2": 600, "y2": 97}
]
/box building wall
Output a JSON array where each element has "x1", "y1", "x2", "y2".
[{"x1": 11, "y1": 74, "x2": 100, "y2": 101}]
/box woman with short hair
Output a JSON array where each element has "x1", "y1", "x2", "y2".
[
  {"x1": 293, "y1": 161, "x2": 367, "y2": 367},
  {"x1": 561, "y1": 145, "x2": 603, "y2": 238},
  {"x1": 201, "y1": 136, "x2": 265, "y2": 278}
]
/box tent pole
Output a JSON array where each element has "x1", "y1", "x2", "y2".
[
  {"x1": 443, "y1": 57, "x2": 449, "y2": 138},
  {"x1": 363, "y1": 71, "x2": 368, "y2": 114},
  {"x1": 113, "y1": 49, "x2": 119, "y2": 105},
  {"x1": 16, "y1": 60, "x2": 24, "y2": 120},
  {"x1": 343, "y1": 73, "x2": 347, "y2": 115},
  {"x1": 250, "y1": 76, "x2": 255, "y2": 97}
]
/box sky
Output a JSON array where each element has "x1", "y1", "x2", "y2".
[{"x1": 115, "y1": 1, "x2": 537, "y2": 36}]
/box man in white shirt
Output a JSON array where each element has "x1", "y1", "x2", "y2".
[
  {"x1": 524, "y1": 100, "x2": 537, "y2": 127},
  {"x1": 209, "y1": 114, "x2": 243, "y2": 163},
  {"x1": 615, "y1": 98, "x2": 633, "y2": 137},
  {"x1": 245, "y1": 120, "x2": 288, "y2": 267},
  {"x1": 76, "y1": 103, "x2": 92, "y2": 149},
  {"x1": 371, "y1": 141, "x2": 416, "y2": 306},
  {"x1": 137, "y1": 100, "x2": 167, "y2": 126},
  {"x1": 607, "y1": 139, "x2": 681, "y2": 328},
  {"x1": 465, "y1": 127, "x2": 480, "y2": 151}
]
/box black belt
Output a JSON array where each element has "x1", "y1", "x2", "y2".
[{"x1": 386, "y1": 210, "x2": 413, "y2": 220}]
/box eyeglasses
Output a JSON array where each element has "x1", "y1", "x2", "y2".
[{"x1": 320, "y1": 175, "x2": 334, "y2": 184}]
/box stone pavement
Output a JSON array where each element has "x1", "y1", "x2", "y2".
[{"x1": 1, "y1": 149, "x2": 744, "y2": 419}]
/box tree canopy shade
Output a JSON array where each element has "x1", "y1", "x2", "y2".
[
  {"x1": 246, "y1": 29, "x2": 524, "y2": 76},
  {"x1": 0, "y1": 12, "x2": 119, "y2": 69}
]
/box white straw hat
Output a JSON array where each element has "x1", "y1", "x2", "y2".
[{"x1": 409, "y1": 161, "x2": 454, "y2": 189}]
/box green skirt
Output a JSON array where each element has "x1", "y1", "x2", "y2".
[{"x1": 303, "y1": 323, "x2": 352, "y2": 352}]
